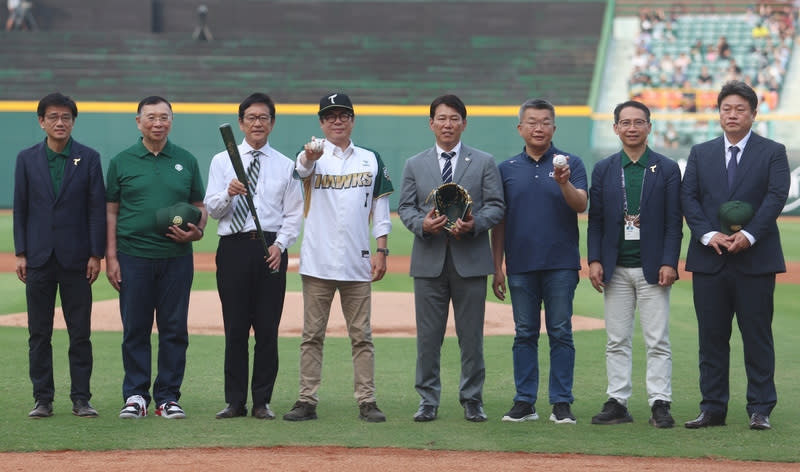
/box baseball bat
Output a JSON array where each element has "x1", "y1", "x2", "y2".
[{"x1": 219, "y1": 123, "x2": 277, "y2": 270}]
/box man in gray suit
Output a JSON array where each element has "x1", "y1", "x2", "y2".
[{"x1": 398, "y1": 94, "x2": 505, "y2": 422}]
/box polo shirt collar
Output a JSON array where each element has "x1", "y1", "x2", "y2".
[
  {"x1": 522, "y1": 143, "x2": 555, "y2": 162},
  {"x1": 45, "y1": 137, "x2": 72, "y2": 161},
  {"x1": 133, "y1": 137, "x2": 175, "y2": 158},
  {"x1": 620, "y1": 147, "x2": 650, "y2": 168}
]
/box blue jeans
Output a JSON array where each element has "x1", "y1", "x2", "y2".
[
  {"x1": 118, "y1": 252, "x2": 193, "y2": 406},
  {"x1": 508, "y1": 269, "x2": 578, "y2": 406}
]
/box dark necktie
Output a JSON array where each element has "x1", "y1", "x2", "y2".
[
  {"x1": 230, "y1": 150, "x2": 261, "y2": 233},
  {"x1": 727, "y1": 145, "x2": 739, "y2": 191},
  {"x1": 441, "y1": 151, "x2": 455, "y2": 183}
]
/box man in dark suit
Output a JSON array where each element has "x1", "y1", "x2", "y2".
[
  {"x1": 587, "y1": 101, "x2": 682, "y2": 428},
  {"x1": 13, "y1": 92, "x2": 106, "y2": 418},
  {"x1": 681, "y1": 80, "x2": 789, "y2": 430},
  {"x1": 398, "y1": 94, "x2": 504, "y2": 422}
]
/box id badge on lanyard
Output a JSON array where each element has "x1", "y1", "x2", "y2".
[{"x1": 621, "y1": 167, "x2": 643, "y2": 241}]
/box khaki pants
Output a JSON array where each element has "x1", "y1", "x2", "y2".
[{"x1": 299, "y1": 275, "x2": 376, "y2": 405}]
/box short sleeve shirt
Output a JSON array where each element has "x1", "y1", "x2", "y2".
[
  {"x1": 497, "y1": 144, "x2": 588, "y2": 274},
  {"x1": 106, "y1": 138, "x2": 205, "y2": 258}
]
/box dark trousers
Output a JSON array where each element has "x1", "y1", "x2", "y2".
[
  {"x1": 118, "y1": 252, "x2": 193, "y2": 406},
  {"x1": 693, "y1": 270, "x2": 777, "y2": 417},
  {"x1": 216, "y1": 234, "x2": 287, "y2": 407},
  {"x1": 26, "y1": 254, "x2": 93, "y2": 403}
]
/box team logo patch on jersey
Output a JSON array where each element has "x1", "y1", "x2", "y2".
[
  {"x1": 175, "y1": 164, "x2": 184, "y2": 172},
  {"x1": 361, "y1": 250, "x2": 370, "y2": 258},
  {"x1": 383, "y1": 167, "x2": 391, "y2": 181}
]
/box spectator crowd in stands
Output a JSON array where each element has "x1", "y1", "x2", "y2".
[{"x1": 628, "y1": 2, "x2": 797, "y2": 114}]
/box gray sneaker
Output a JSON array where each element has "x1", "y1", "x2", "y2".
[
  {"x1": 283, "y1": 401, "x2": 318, "y2": 421},
  {"x1": 358, "y1": 402, "x2": 387, "y2": 422},
  {"x1": 591, "y1": 398, "x2": 633, "y2": 425}
]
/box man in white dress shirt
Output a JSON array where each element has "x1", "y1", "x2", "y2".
[
  {"x1": 204, "y1": 92, "x2": 304, "y2": 420},
  {"x1": 282, "y1": 92, "x2": 393, "y2": 423}
]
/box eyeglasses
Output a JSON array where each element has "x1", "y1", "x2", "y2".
[
  {"x1": 433, "y1": 115, "x2": 463, "y2": 125},
  {"x1": 44, "y1": 113, "x2": 74, "y2": 124},
  {"x1": 617, "y1": 119, "x2": 649, "y2": 129},
  {"x1": 521, "y1": 120, "x2": 553, "y2": 129},
  {"x1": 243, "y1": 114, "x2": 272, "y2": 125},
  {"x1": 140, "y1": 114, "x2": 172, "y2": 124},
  {"x1": 322, "y1": 112, "x2": 353, "y2": 123}
]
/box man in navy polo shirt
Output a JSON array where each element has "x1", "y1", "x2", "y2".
[{"x1": 491, "y1": 98, "x2": 588, "y2": 424}]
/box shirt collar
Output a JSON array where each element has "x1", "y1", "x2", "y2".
[
  {"x1": 45, "y1": 137, "x2": 72, "y2": 161},
  {"x1": 240, "y1": 139, "x2": 271, "y2": 158},
  {"x1": 724, "y1": 130, "x2": 752, "y2": 153},
  {"x1": 522, "y1": 143, "x2": 555, "y2": 162},
  {"x1": 133, "y1": 137, "x2": 174, "y2": 158},
  {"x1": 620, "y1": 147, "x2": 650, "y2": 168},
  {"x1": 331, "y1": 140, "x2": 354, "y2": 159},
  {"x1": 436, "y1": 142, "x2": 462, "y2": 159}
]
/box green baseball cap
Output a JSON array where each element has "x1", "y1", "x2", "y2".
[
  {"x1": 156, "y1": 202, "x2": 201, "y2": 234},
  {"x1": 718, "y1": 200, "x2": 754, "y2": 235}
]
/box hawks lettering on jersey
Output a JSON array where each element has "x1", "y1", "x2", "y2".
[{"x1": 313, "y1": 172, "x2": 373, "y2": 190}]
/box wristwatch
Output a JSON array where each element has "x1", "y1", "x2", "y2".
[
  {"x1": 273, "y1": 241, "x2": 285, "y2": 252},
  {"x1": 376, "y1": 248, "x2": 389, "y2": 256}
]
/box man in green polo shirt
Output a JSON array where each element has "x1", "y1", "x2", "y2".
[
  {"x1": 105, "y1": 95, "x2": 207, "y2": 420},
  {"x1": 587, "y1": 100, "x2": 682, "y2": 428},
  {"x1": 13, "y1": 92, "x2": 106, "y2": 419}
]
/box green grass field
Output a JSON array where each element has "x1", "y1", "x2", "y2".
[{"x1": 0, "y1": 215, "x2": 798, "y2": 461}]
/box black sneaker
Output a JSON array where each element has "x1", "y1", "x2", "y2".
[
  {"x1": 592, "y1": 399, "x2": 633, "y2": 424},
  {"x1": 502, "y1": 401, "x2": 539, "y2": 422},
  {"x1": 549, "y1": 402, "x2": 576, "y2": 424},
  {"x1": 649, "y1": 400, "x2": 675, "y2": 428},
  {"x1": 283, "y1": 401, "x2": 318, "y2": 421}
]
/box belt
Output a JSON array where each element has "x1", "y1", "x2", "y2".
[{"x1": 221, "y1": 231, "x2": 277, "y2": 241}]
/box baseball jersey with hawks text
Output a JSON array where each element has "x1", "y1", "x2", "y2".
[{"x1": 295, "y1": 140, "x2": 393, "y2": 281}]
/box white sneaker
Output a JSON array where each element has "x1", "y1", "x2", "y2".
[
  {"x1": 156, "y1": 401, "x2": 186, "y2": 419},
  {"x1": 119, "y1": 395, "x2": 147, "y2": 419}
]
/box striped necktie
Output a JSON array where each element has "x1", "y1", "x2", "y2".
[
  {"x1": 441, "y1": 151, "x2": 455, "y2": 183},
  {"x1": 230, "y1": 149, "x2": 261, "y2": 233}
]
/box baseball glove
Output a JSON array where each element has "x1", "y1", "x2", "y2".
[{"x1": 425, "y1": 182, "x2": 472, "y2": 233}]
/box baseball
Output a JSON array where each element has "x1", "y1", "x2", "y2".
[
  {"x1": 553, "y1": 154, "x2": 568, "y2": 168},
  {"x1": 310, "y1": 137, "x2": 325, "y2": 153}
]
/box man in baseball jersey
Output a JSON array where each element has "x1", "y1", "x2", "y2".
[
  {"x1": 283, "y1": 92, "x2": 393, "y2": 423},
  {"x1": 204, "y1": 93, "x2": 304, "y2": 420}
]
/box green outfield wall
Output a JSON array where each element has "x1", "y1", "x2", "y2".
[
  {"x1": 0, "y1": 105, "x2": 592, "y2": 211},
  {"x1": 5, "y1": 104, "x2": 800, "y2": 215}
]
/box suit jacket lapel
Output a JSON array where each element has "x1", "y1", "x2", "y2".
[
  {"x1": 454, "y1": 145, "x2": 472, "y2": 184},
  {"x1": 732, "y1": 133, "x2": 760, "y2": 194},
  {"x1": 640, "y1": 152, "x2": 659, "y2": 206},
  {"x1": 33, "y1": 141, "x2": 56, "y2": 202},
  {"x1": 58, "y1": 145, "x2": 81, "y2": 201},
  {"x1": 609, "y1": 153, "x2": 624, "y2": 217},
  {"x1": 425, "y1": 148, "x2": 443, "y2": 188}
]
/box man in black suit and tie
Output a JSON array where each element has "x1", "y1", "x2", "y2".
[
  {"x1": 681, "y1": 81, "x2": 789, "y2": 430},
  {"x1": 13, "y1": 92, "x2": 106, "y2": 418}
]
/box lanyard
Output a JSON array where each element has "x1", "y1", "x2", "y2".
[{"x1": 620, "y1": 164, "x2": 646, "y2": 216}]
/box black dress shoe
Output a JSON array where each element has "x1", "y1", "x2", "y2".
[
  {"x1": 684, "y1": 411, "x2": 726, "y2": 429},
  {"x1": 72, "y1": 399, "x2": 99, "y2": 417},
  {"x1": 252, "y1": 405, "x2": 276, "y2": 420},
  {"x1": 749, "y1": 412, "x2": 771, "y2": 430},
  {"x1": 28, "y1": 401, "x2": 53, "y2": 418},
  {"x1": 464, "y1": 401, "x2": 488, "y2": 422},
  {"x1": 413, "y1": 404, "x2": 438, "y2": 422},
  {"x1": 215, "y1": 403, "x2": 247, "y2": 419}
]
